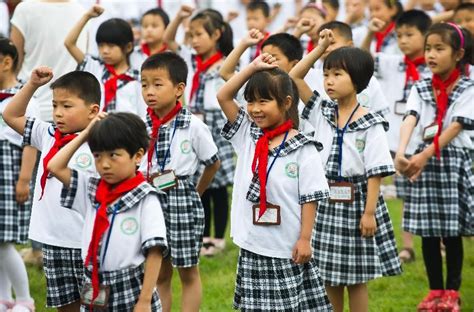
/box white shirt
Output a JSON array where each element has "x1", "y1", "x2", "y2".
[{"x1": 0, "y1": 1, "x2": 9, "y2": 37}]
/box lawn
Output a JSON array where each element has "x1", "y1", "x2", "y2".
[{"x1": 26, "y1": 198, "x2": 474, "y2": 311}]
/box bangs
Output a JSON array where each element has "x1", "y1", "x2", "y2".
[
  {"x1": 323, "y1": 51, "x2": 349, "y2": 72},
  {"x1": 244, "y1": 70, "x2": 278, "y2": 103},
  {"x1": 96, "y1": 19, "x2": 133, "y2": 47}
]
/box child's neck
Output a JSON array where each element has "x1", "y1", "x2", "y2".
[
  {"x1": 200, "y1": 47, "x2": 219, "y2": 62},
  {"x1": 438, "y1": 66, "x2": 458, "y2": 81},
  {"x1": 336, "y1": 93, "x2": 359, "y2": 126},
  {"x1": 112, "y1": 60, "x2": 129, "y2": 75},
  {"x1": 154, "y1": 102, "x2": 178, "y2": 120},
  {"x1": 406, "y1": 50, "x2": 424, "y2": 61},
  {"x1": 147, "y1": 40, "x2": 165, "y2": 54},
  {"x1": 0, "y1": 74, "x2": 18, "y2": 90}
]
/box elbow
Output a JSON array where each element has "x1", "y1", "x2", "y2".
[{"x1": 211, "y1": 160, "x2": 221, "y2": 173}]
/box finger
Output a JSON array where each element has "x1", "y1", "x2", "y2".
[{"x1": 292, "y1": 246, "x2": 297, "y2": 261}]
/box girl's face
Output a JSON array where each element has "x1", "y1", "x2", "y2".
[
  {"x1": 425, "y1": 34, "x2": 462, "y2": 78},
  {"x1": 247, "y1": 96, "x2": 289, "y2": 129},
  {"x1": 93, "y1": 148, "x2": 143, "y2": 186},
  {"x1": 369, "y1": 0, "x2": 397, "y2": 23},
  {"x1": 98, "y1": 43, "x2": 129, "y2": 66},
  {"x1": 189, "y1": 20, "x2": 219, "y2": 59},
  {"x1": 300, "y1": 8, "x2": 326, "y2": 40},
  {"x1": 323, "y1": 67, "x2": 357, "y2": 100},
  {"x1": 141, "y1": 14, "x2": 166, "y2": 44}
]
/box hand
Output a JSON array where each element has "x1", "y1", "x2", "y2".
[
  {"x1": 84, "y1": 112, "x2": 108, "y2": 134},
  {"x1": 292, "y1": 239, "x2": 312, "y2": 264},
  {"x1": 15, "y1": 180, "x2": 30, "y2": 204},
  {"x1": 178, "y1": 5, "x2": 194, "y2": 19},
  {"x1": 250, "y1": 53, "x2": 278, "y2": 72},
  {"x1": 30, "y1": 67, "x2": 53, "y2": 87},
  {"x1": 394, "y1": 153, "x2": 410, "y2": 175},
  {"x1": 295, "y1": 17, "x2": 316, "y2": 35},
  {"x1": 405, "y1": 151, "x2": 429, "y2": 182},
  {"x1": 318, "y1": 29, "x2": 335, "y2": 50},
  {"x1": 367, "y1": 18, "x2": 386, "y2": 33},
  {"x1": 241, "y1": 29, "x2": 265, "y2": 47},
  {"x1": 360, "y1": 213, "x2": 377, "y2": 237},
  {"x1": 86, "y1": 5, "x2": 104, "y2": 18},
  {"x1": 133, "y1": 300, "x2": 151, "y2": 312},
  {"x1": 226, "y1": 10, "x2": 239, "y2": 23}
]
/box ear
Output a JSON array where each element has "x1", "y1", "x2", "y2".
[
  {"x1": 347, "y1": 40, "x2": 354, "y2": 47},
  {"x1": 211, "y1": 28, "x2": 222, "y2": 41},
  {"x1": 284, "y1": 95, "x2": 292, "y2": 111},
  {"x1": 455, "y1": 48, "x2": 465, "y2": 63},
  {"x1": 88, "y1": 104, "x2": 100, "y2": 120},
  {"x1": 125, "y1": 42, "x2": 134, "y2": 54},
  {"x1": 176, "y1": 82, "x2": 186, "y2": 99},
  {"x1": 134, "y1": 148, "x2": 145, "y2": 165},
  {"x1": 289, "y1": 59, "x2": 299, "y2": 70},
  {"x1": 1, "y1": 55, "x2": 13, "y2": 71}
]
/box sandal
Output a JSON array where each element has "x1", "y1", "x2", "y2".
[{"x1": 399, "y1": 247, "x2": 416, "y2": 263}]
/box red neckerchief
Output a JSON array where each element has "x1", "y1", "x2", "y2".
[
  {"x1": 404, "y1": 56, "x2": 425, "y2": 86},
  {"x1": 103, "y1": 64, "x2": 134, "y2": 112},
  {"x1": 189, "y1": 51, "x2": 223, "y2": 103},
  {"x1": 39, "y1": 130, "x2": 77, "y2": 199},
  {"x1": 141, "y1": 42, "x2": 168, "y2": 56},
  {"x1": 86, "y1": 172, "x2": 146, "y2": 304},
  {"x1": 0, "y1": 92, "x2": 14, "y2": 101},
  {"x1": 375, "y1": 21, "x2": 395, "y2": 52},
  {"x1": 432, "y1": 68, "x2": 461, "y2": 159},
  {"x1": 252, "y1": 120, "x2": 293, "y2": 218},
  {"x1": 253, "y1": 31, "x2": 270, "y2": 60},
  {"x1": 306, "y1": 40, "x2": 316, "y2": 54},
  {"x1": 157, "y1": 0, "x2": 162, "y2": 7},
  {"x1": 146, "y1": 102, "x2": 183, "y2": 179}
]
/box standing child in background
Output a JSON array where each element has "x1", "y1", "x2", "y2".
[
  {"x1": 64, "y1": 5, "x2": 147, "y2": 119},
  {"x1": 141, "y1": 52, "x2": 220, "y2": 312},
  {"x1": 3, "y1": 68, "x2": 100, "y2": 312},
  {"x1": 293, "y1": 3, "x2": 327, "y2": 56},
  {"x1": 130, "y1": 8, "x2": 170, "y2": 71},
  {"x1": 322, "y1": 0, "x2": 340, "y2": 22},
  {"x1": 217, "y1": 53, "x2": 333, "y2": 311},
  {"x1": 290, "y1": 31, "x2": 402, "y2": 312},
  {"x1": 47, "y1": 113, "x2": 168, "y2": 311},
  {"x1": 374, "y1": 10, "x2": 432, "y2": 264},
  {"x1": 344, "y1": 0, "x2": 369, "y2": 47},
  {"x1": 454, "y1": 3, "x2": 474, "y2": 79},
  {"x1": 395, "y1": 23, "x2": 473, "y2": 312},
  {"x1": 0, "y1": 38, "x2": 37, "y2": 312}
]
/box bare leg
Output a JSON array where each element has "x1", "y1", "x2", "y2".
[
  {"x1": 347, "y1": 283, "x2": 368, "y2": 312},
  {"x1": 177, "y1": 266, "x2": 202, "y2": 312},
  {"x1": 157, "y1": 259, "x2": 173, "y2": 312},
  {"x1": 325, "y1": 285, "x2": 344, "y2": 312}
]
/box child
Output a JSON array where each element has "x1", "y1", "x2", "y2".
[
  {"x1": 395, "y1": 22, "x2": 473, "y2": 311},
  {"x1": 65, "y1": 5, "x2": 147, "y2": 119},
  {"x1": 454, "y1": 3, "x2": 474, "y2": 79},
  {"x1": 290, "y1": 32, "x2": 402, "y2": 312},
  {"x1": 293, "y1": 3, "x2": 327, "y2": 56},
  {"x1": 374, "y1": 9, "x2": 432, "y2": 263},
  {"x1": 130, "y1": 8, "x2": 170, "y2": 71},
  {"x1": 322, "y1": 0, "x2": 340, "y2": 21},
  {"x1": 141, "y1": 52, "x2": 220, "y2": 311},
  {"x1": 0, "y1": 38, "x2": 37, "y2": 312},
  {"x1": 243, "y1": 1, "x2": 272, "y2": 65},
  {"x1": 344, "y1": 0, "x2": 369, "y2": 47},
  {"x1": 3, "y1": 68, "x2": 100, "y2": 311},
  {"x1": 47, "y1": 112, "x2": 167, "y2": 311},
  {"x1": 216, "y1": 53, "x2": 333, "y2": 311}
]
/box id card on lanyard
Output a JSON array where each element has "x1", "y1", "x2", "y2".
[{"x1": 150, "y1": 121, "x2": 179, "y2": 191}]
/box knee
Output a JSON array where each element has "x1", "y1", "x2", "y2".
[{"x1": 178, "y1": 267, "x2": 200, "y2": 285}]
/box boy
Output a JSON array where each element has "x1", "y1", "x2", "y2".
[
  {"x1": 344, "y1": 0, "x2": 369, "y2": 47},
  {"x1": 454, "y1": 3, "x2": 474, "y2": 37},
  {"x1": 3, "y1": 68, "x2": 100, "y2": 312}
]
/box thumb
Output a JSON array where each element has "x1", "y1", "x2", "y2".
[{"x1": 292, "y1": 245, "x2": 298, "y2": 262}]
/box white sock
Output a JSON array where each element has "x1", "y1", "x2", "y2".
[
  {"x1": 0, "y1": 244, "x2": 32, "y2": 302},
  {"x1": 0, "y1": 265, "x2": 12, "y2": 301}
]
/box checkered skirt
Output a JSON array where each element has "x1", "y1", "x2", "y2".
[
  {"x1": 233, "y1": 249, "x2": 332, "y2": 311},
  {"x1": 403, "y1": 144, "x2": 474, "y2": 237},
  {"x1": 161, "y1": 177, "x2": 204, "y2": 267},
  {"x1": 394, "y1": 174, "x2": 410, "y2": 200},
  {"x1": 0, "y1": 140, "x2": 32, "y2": 244},
  {"x1": 81, "y1": 264, "x2": 161, "y2": 311}
]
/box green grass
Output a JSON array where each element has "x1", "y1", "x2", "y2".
[{"x1": 26, "y1": 199, "x2": 474, "y2": 311}]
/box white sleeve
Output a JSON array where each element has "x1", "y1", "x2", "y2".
[
  {"x1": 405, "y1": 86, "x2": 422, "y2": 124},
  {"x1": 298, "y1": 144, "x2": 330, "y2": 204},
  {"x1": 191, "y1": 118, "x2": 219, "y2": 164},
  {"x1": 22, "y1": 117, "x2": 53, "y2": 151},
  {"x1": 220, "y1": 108, "x2": 252, "y2": 155},
  {"x1": 300, "y1": 90, "x2": 324, "y2": 131},
  {"x1": 60, "y1": 169, "x2": 91, "y2": 217},
  {"x1": 77, "y1": 54, "x2": 104, "y2": 81},
  {"x1": 364, "y1": 124, "x2": 395, "y2": 177},
  {"x1": 140, "y1": 193, "x2": 168, "y2": 256},
  {"x1": 365, "y1": 77, "x2": 390, "y2": 115},
  {"x1": 450, "y1": 86, "x2": 474, "y2": 130}
]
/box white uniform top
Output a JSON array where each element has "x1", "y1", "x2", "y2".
[
  {"x1": 24, "y1": 118, "x2": 96, "y2": 248},
  {"x1": 305, "y1": 60, "x2": 390, "y2": 115},
  {"x1": 222, "y1": 109, "x2": 330, "y2": 259},
  {"x1": 406, "y1": 77, "x2": 474, "y2": 150},
  {"x1": 0, "y1": 1, "x2": 9, "y2": 37},
  {"x1": 375, "y1": 53, "x2": 432, "y2": 154},
  {"x1": 351, "y1": 20, "x2": 368, "y2": 48},
  {"x1": 210, "y1": 0, "x2": 248, "y2": 44},
  {"x1": 369, "y1": 29, "x2": 402, "y2": 55}
]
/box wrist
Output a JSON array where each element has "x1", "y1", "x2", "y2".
[
  {"x1": 17, "y1": 177, "x2": 31, "y2": 183},
  {"x1": 363, "y1": 210, "x2": 375, "y2": 217},
  {"x1": 422, "y1": 146, "x2": 434, "y2": 159}
]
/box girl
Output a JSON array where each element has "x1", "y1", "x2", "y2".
[
  {"x1": 216, "y1": 54, "x2": 333, "y2": 311},
  {"x1": 47, "y1": 113, "x2": 168, "y2": 311},
  {"x1": 395, "y1": 23, "x2": 473, "y2": 311},
  {"x1": 0, "y1": 38, "x2": 37, "y2": 312},
  {"x1": 289, "y1": 31, "x2": 401, "y2": 312},
  {"x1": 164, "y1": 7, "x2": 235, "y2": 256},
  {"x1": 64, "y1": 4, "x2": 147, "y2": 119}
]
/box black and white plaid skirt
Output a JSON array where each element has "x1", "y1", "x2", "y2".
[
  {"x1": 0, "y1": 140, "x2": 32, "y2": 244},
  {"x1": 403, "y1": 144, "x2": 474, "y2": 237},
  {"x1": 394, "y1": 174, "x2": 410, "y2": 200},
  {"x1": 233, "y1": 249, "x2": 333, "y2": 311},
  {"x1": 313, "y1": 175, "x2": 402, "y2": 286}
]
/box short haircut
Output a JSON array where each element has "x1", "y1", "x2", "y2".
[
  {"x1": 0, "y1": 37, "x2": 19, "y2": 72},
  {"x1": 141, "y1": 52, "x2": 188, "y2": 85},
  {"x1": 261, "y1": 33, "x2": 303, "y2": 61},
  {"x1": 142, "y1": 7, "x2": 170, "y2": 27},
  {"x1": 396, "y1": 10, "x2": 432, "y2": 34},
  {"x1": 247, "y1": 0, "x2": 270, "y2": 17},
  {"x1": 318, "y1": 21, "x2": 353, "y2": 41},
  {"x1": 88, "y1": 112, "x2": 150, "y2": 157},
  {"x1": 50, "y1": 71, "x2": 101, "y2": 104},
  {"x1": 323, "y1": 47, "x2": 374, "y2": 93},
  {"x1": 455, "y1": 3, "x2": 474, "y2": 13},
  {"x1": 96, "y1": 18, "x2": 134, "y2": 54}
]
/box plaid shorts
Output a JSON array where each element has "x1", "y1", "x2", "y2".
[{"x1": 42, "y1": 244, "x2": 84, "y2": 307}]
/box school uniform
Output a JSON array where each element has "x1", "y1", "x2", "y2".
[
  {"x1": 23, "y1": 117, "x2": 96, "y2": 307},
  {"x1": 221, "y1": 108, "x2": 332, "y2": 311},
  {"x1": 352, "y1": 20, "x2": 368, "y2": 48},
  {"x1": 144, "y1": 107, "x2": 219, "y2": 267},
  {"x1": 403, "y1": 77, "x2": 474, "y2": 237},
  {"x1": 129, "y1": 43, "x2": 169, "y2": 71},
  {"x1": 302, "y1": 90, "x2": 402, "y2": 286},
  {"x1": 77, "y1": 55, "x2": 147, "y2": 119},
  {"x1": 370, "y1": 25, "x2": 402, "y2": 55}
]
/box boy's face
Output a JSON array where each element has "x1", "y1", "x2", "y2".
[
  {"x1": 141, "y1": 14, "x2": 166, "y2": 44},
  {"x1": 322, "y1": 3, "x2": 339, "y2": 21},
  {"x1": 93, "y1": 148, "x2": 144, "y2": 185},
  {"x1": 262, "y1": 44, "x2": 297, "y2": 73},
  {"x1": 454, "y1": 9, "x2": 474, "y2": 36},
  {"x1": 321, "y1": 30, "x2": 352, "y2": 60},
  {"x1": 396, "y1": 25, "x2": 425, "y2": 59},
  {"x1": 246, "y1": 9, "x2": 269, "y2": 32},
  {"x1": 141, "y1": 68, "x2": 184, "y2": 114},
  {"x1": 52, "y1": 88, "x2": 98, "y2": 134}
]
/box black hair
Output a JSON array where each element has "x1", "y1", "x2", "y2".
[
  {"x1": 322, "y1": 0, "x2": 340, "y2": 10},
  {"x1": 455, "y1": 3, "x2": 474, "y2": 13},
  {"x1": 50, "y1": 71, "x2": 101, "y2": 104},
  {"x1": 96, "y1": 18, "x2": 134, "y2": 56},
  {"x1": 247, "y1": 0, "x2": 271, "y2": 17},
  {"x1": 318, "y1": 21, "x2": 353, "y2": 41},
  {"x1": 382, "y1": 0, "x2": 403, "y2": 21},
  {"x1": 244, "y1": 68, "x2": 299, "y2": 129},
  {"x1": 191, "y1": 10, "x2": 234, "y2": 56},
  {"x1": 142, "y1": 7, "x2": 170, "y2": 28},
  {"x1": 396, "y1": 10, "x2": 432, "y2": 34},
  {"x1": 261, "y1": 33, "x2": 303, "y2": 62},
  {"x1": 323, "y1": 47, "x2": 374, "y2": 93},
  {"x1": 141, "y1": 51, "x2": 188, "y2": 85},
  {"x1": 88, "y1": 112, "x2": 149, "y2": 157},
  {"x1": 0, "y1": 37, "x2": 19, "y2": 72}
]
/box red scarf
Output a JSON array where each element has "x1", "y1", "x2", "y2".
[
  {"x1": 39, "y1": 130, "x2": 77, "y2": 199},
  {"x1": 432, "y1": 68, "x2": 461, "y2": 159},
  {"x1": 103, "y1": 64, "x2": 134, "y2": 112},
  {"x1": 251, "y1": 120, "x2": 293, "y2": 219},
  {"x1": 189, "y1": 51, "x2": 223, "y2": 104},
  {"x1": 253, "y1": 32, "x2": 270, "y2": 60},
  {"x1": 374, "y1": 21, "x2": 395, "y2": 52},
  {"x1": 146, "y1": 102, "x2": 183, "y2": 179},
  {"x1": 306, "y1": 40, "x2": 316, "y2": 54},
  {"x1": 0, "y1": 92, "x2": 14, "y2": 101},
  {"x1": 140, "y1": 42, "x2": 168, "y2": 56},
  {"x1": 404, "y1": 56, "x2": 425, "y2": 85},
  {"x1": 86, "y1": 172, "x2": 146, "y2": 304}
]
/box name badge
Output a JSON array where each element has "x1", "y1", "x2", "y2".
[
  {"x1": 193, "y1": 113, "x2": 205, "y2": 122},
  {"x1": 394, "y1": 101, "x2": 406, "y2": 116},
  {"x1": 80, "y1": 283, "x2": 110, "y2": 309},
  {"x1": 423, "y1": 122, "x2": 439, "y2": 142},
  {"x1": 329, "y1": 182, "x2": 354, "y2": 203},
  {"x1": 252, "y1": 202, "x2": 281, "y2": 225},
  {"x1": 150, "y1": 170, "x2": 178, "y2": 191}
]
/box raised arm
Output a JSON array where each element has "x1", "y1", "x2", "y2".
[
  {"x1": 292, "y1": 17, "x2": 316, "y2": 39},
  {"x1": 360, "y1": 18, "x2": 385, "y2": 53},
  {"x1": 163, "y1": 5, "x2": 194, "y2": 52}
]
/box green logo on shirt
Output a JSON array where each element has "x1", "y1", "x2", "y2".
[
  {"x1": 356, "y1": 139, "x2": 366, "y2": 153},
  {"x1": 285, "y1": 162, "x2": 298, "y2": 178},
  {"x1": 358, "y1": 93, "x2": 370, "y2": 107},
  {"x1": 180, "y1": 140, "x2": 192, "y2": 154},
  {"x1": 120, "y1": 217, "x2": 139, "y2": 235},
  {"x1": 75, "y1": 153, "x2": 92, "y2": 169}
]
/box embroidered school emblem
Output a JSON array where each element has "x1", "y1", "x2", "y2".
[
  {"x1": 356, "y1": 139, "x2": 366, "y2": 153},
  {"x1": 180, "y1": 140, "x2": 192, "y2": 154},
  {"x1": 75, "y1": 153, "x2": 92, "y2": 169},
  {"x1": 357, "y1": 92, "x2": 370, "y2": 108},
  {"x1": 285, "y1": 162, "x2": 298, "y2": 178},
  {"x1": 120, "y1": 217, "x2": 139, "y2": 235}
]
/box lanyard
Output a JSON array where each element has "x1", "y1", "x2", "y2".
[
  {"x1": 335, "y1": 104, "x2": 360, "y2": 180},
  {"x1": 266, "y1": 131, "x2": 289, "y2": 181},
  {"x1": 155, "y1": 121, "x2": 178, "y2": 172},
  {"x1": 94, "y1": 203, "x2": 120, "y2": 265}
]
